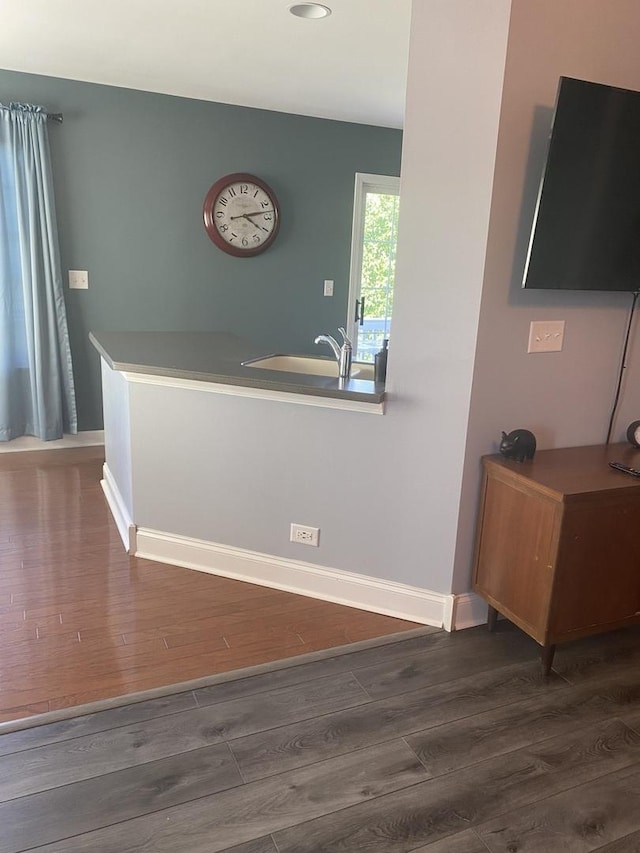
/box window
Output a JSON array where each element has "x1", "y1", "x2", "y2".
[{"x1": 346, "y1": 173, "x2": 400, "y2": 362}]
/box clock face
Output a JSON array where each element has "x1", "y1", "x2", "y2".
[{"x1": 203, "y1": 173, "x2": 280, "y2": 257}]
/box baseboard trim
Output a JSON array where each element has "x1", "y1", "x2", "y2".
[
  {"x1": 0, "y1": 430, "x2": 104, "y2": 453},
  {"x1": 101, "y1": 463, "x2": 136, "y2": 554},
  {"x1": 135, "y1": 527, "x2": 448, "y2": 627},
  {"x1": 450, "y1": 591, "x2": 489, "y2": 629}
]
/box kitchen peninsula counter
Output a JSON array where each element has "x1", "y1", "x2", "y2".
[
  {"x1": 90, "y1": 330, "x2": 385, "y2": 407},
  {"x1": 92, "y1": 326, "x2": 391, "y2": 580}
]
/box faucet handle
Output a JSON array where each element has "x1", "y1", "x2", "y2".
[{"x1": 337, "y1": 327, "x2": 352, "y2": 347}]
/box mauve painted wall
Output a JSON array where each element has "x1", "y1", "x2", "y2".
[
  {"x1": 452, "y1": 0, "x2": 640, "y2": 593},
  {"x1": 0, "y1": 69, "x2": 402, "y2": 430}
]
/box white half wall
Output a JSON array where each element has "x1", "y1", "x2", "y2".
[
  {"x1": 99, "y1": 360, "x2": 487, "y2": 629},
  {"x1": 101, "y1": 358, "x2": 134, "y2": 520}
]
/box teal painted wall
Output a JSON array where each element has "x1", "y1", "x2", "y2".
[{"x1": 0, "y1": 70, "x2": 402, "y2": 430}]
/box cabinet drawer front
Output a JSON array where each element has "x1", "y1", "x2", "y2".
[{"x1": 474, "y1": 478, "x2": 558, "y2": 638}]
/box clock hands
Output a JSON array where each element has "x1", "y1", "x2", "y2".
[
  {"x1": 230, "y1": 210, "x2": 274, "y2": 221},
  {"x1": 228, "y1": 212, "x2": 272, "y2": 233}
]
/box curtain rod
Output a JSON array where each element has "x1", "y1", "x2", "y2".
[{"x1": 0, "y1": 105, "x2": 63, "y2": 122}]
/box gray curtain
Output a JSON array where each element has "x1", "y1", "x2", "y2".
[{"x1": 0, "y1": 102, "x2": 77, "y2": 441}]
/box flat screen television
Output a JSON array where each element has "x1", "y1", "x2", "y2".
[{"x1": 522, "y1": 76, "x2": 640, "y2": 292}]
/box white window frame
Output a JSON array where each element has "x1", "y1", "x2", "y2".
[{"x1": 346, "y1": 172, "x2": 401, "y2": 360}]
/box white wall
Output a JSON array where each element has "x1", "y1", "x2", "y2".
[
  {"x1": 452, "y1": 0, "x2": 640, "y2": 594},
  {"x1": 389, "y1": 0, "x2": 512, "y2": 592}
]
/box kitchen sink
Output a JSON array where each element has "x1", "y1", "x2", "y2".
[{"x1": 243, "y1": 354, "x2": 374, "y2": 380}]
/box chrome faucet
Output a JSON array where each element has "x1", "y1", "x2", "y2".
[{"x1": 314, "y1": 327, "x2": 353, "y2": 379}]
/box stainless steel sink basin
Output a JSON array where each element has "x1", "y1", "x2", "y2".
[{"x1": 243, "y1": 354, "x2": 375, "y2": 380}]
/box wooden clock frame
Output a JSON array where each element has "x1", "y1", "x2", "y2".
[{"x1": 203, "y1": 172, "x2": 281, "y2": 258}]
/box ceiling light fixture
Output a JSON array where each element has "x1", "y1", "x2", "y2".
[{"x1": 289, "y1": 3, "x2": 332, "y2": 19}]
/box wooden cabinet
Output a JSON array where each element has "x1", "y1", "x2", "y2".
[{"x1": 473, "y1": 443, "x2": 640, "y2": 673}]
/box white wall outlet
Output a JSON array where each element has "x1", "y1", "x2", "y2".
[
  {"x1": 68, "y1": 269, "x2": 89, "y2": 290},
  {"x1": 323, "y1": 279, "x2": 334, "y2": 297},
  {"x1": 527, "y1": 320, "x2": 565, "y2": 353},
  {"x1": 290, "y1": 523, "x2": 320, "y2": 547}
]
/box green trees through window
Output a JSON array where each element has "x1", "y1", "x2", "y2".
[{"x1": 348, "y1": 174, "x2": 400, "y2": 363}]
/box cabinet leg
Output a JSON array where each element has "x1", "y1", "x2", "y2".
[
  {"x1": 487, "y1": 605, "x2": 498, "y2": 633},
  {"x1": 541, "y1": 644, "x2": 556, "y2": 677}
]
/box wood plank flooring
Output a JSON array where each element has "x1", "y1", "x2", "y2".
[
  {"x1": 4, "y1": 622, "x2": 640, "y2": 851},
  {"x1": 0, "y1": 447, "x2": 418, "y2": 723}
]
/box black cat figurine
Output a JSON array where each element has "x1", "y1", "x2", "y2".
[{"x1": 499, "y1": 429, "x2": 536, "y2": 462}]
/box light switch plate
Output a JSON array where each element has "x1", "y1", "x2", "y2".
[
  {"x1": 528, "y1": 320, "x2": 565, "y2": 353},
  {"x1": 69, "y1": 270, "x2": 89, "y2": 290},
  {"x1": 323, "y1": 279, "x2": 334, "y2": 297}
]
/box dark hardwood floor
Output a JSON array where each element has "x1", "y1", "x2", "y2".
[
  {"x1": 0, "y1": 446, "x2": 418, "y2": 722},
  {"x1": 3, "y1": 621, "x2": 640, "y2": 851}
]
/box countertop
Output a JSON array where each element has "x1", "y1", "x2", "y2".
[{"x1": 90, "y1": 330, "x2": 385, "y2": 404}]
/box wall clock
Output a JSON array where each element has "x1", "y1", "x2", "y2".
[
  {"x1": 203, "y1": 173, "x2": 280, "y2": 257},
  {"x1": 627, "y1": 420, "x2": 640, "y2": 448}
]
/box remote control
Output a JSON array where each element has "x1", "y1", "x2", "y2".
[{"x1": 608, "y1": 461, "x2": 640, "y2": 477}]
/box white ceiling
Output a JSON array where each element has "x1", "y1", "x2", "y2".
[{"x1": 0, "y1": 0, "x2": 412, "y2": 128}]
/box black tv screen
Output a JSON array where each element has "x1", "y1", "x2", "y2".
[{"x1": 523, "y1": 77, "x2": 640, "y2": 292}]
